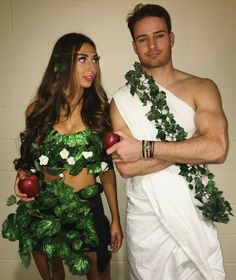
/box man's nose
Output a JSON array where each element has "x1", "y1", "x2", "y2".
[{"x1": 148, "y1": 37, "x2": 157, "y2": 49}]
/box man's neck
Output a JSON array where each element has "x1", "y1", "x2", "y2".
[{"x1": 143, "y1": 63, "x2": 176, "y2": 88}]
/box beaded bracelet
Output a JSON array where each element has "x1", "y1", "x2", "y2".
[{"x1": 141, "y1": 140, "x2": 154, "y2": 158}]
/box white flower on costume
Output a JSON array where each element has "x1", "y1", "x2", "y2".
[
  {"x1": 67, "y1": 156, "x2": 75, "y2": 165},
  {"x1": 162, "y1": 109, "x2": 168, "y2": 115},
  {"x1": 39, "y1": 155, "x2": 49, "y2": 165},
  {"x1": 60, "y1": 148, "x2": 69, "y2": 159},
  {"x1": 82, "y1": 151, "x2": 93, "y2": 159},
  {"x1": 140, "y1": 74, "x2": 146, "y2": 82},
  {"x1": 101, "y1": 161, "x2": 109, "y2": 172},
  {"x1": 165, "y1": 135, "x2": 172, "y2": 141},
  {"x1": 59, "y1": 173, "x2": 64, "y2": 178},
  {"x1": 140, "y1": 74, "x2": 149, "y2": 85},
  {"x1": 30, "y1": 168, "x2": 36, "y2": 173}
]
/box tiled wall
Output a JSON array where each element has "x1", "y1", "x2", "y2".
[{"x1": 0, "y1": 0, "x2": 235, "y2": 279}]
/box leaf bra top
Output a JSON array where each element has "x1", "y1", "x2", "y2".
[{"x1": 30, "y1": 128, "x2": 111, "y2": 177}]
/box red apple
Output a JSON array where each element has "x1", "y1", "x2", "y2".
[
  {"x1": 102, "y1": 132, "x2": 120, "y2": 149},
  {"x1": 18, "y1": 175, "x2": 40, "y2": 198}
]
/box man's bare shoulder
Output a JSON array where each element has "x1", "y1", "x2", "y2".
[
  {"x1": 174, "y1": 69, "x2": 218, "y2": 91},
  {"x1": 168, "y1": 70, "x2": 220, "y2": 109}
]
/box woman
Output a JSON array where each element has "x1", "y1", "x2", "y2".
[{"x1": 8, "y1": 33, "x2": 123, "y2": 280}]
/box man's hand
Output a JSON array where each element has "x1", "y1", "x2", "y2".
[{"x1": 106, "y1": 131, "x2": 142, "y2": 162}]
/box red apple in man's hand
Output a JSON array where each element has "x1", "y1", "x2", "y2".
[
  {"x1": 18, "y1": 175, "x2": 39, "y2": 198},
  {"x1": 102, "y1": 132, "x2": 120, "y2": 149}
]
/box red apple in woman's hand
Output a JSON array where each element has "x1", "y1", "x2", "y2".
[
  {"x1": 102, "y1": 132, "x2": 120, "y2": 149},
  {"x1": 18, "y1": 175, "x2": 39, "y2": 198}
]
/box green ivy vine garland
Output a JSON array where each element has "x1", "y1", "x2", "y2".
[{"x1": 125, "y1": 62, "x2": 232, "y2": 224}]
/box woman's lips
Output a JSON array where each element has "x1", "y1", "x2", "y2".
[{"x1": 83, "y1": 75, "x2": 94, "y2": 82}]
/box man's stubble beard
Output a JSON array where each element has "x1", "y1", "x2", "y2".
[{"x1": 139, "y1": 50, "x2": 172, "y2": 70}]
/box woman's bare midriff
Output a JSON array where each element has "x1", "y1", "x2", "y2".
[{"x1": 43, "y1": 168, "x2": 96, "y2": 192}]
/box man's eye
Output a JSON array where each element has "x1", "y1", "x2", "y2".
[
  {"x1": 137, "y1": 38, "x2": 147, "y2": 43},
  {"x1": 156, "y1": 33, "x2": 164, "y2": 39}
]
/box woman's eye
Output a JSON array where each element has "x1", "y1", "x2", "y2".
[
  {"x1": 78, "y1": 56, "x2": 86, "y2": 62},
  {"x1": 92, "y1": 57, "x2": 100, "y2": 64}
]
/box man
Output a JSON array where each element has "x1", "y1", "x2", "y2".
[{"x1": 107, "y1": 3, "x2": 230, "y2": 280}]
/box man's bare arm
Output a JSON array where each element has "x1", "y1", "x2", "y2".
[
  {"x1": 108, "y1": 79, "x2": 228, "y2": 164},
  {"x1": 109, "y1": 99, "x2": 172, "y2": 178},
  {"x1": 152, "y1": 79, "x2": 228, "y2": 163}
]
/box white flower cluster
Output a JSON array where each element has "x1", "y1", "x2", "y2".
[
  {"x1": 82, "y1": 151, "x2": 93, "y2": 159},
  {"x1": 39, "y1": 148, "x2": 77, "y2": 167},
  {"x1": 38, "y1": 148, "x2": 109, "y2": 177},
  {"x1": 140, "y1": 74, "x2": 150, "y2": 93},
  {"x1": 59, "y1": 148, "x2": 75, "y2": 165},
  {"x1": 39, "y1": 149, "x2": 95, "y2": 167}
]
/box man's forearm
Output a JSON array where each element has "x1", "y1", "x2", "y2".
[
  {"x1": 115, "y1": 158, "x2": 172, "y2": 178},
  {"x1": 152, "y1": 134, "x2": 228, "y2": 165}
]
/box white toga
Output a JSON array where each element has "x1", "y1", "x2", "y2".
[{"x1": 113, "y1": 84, "x2": 225, "y2": 280}]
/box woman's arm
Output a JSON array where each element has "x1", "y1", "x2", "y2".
[{"x1": 99, "y1": 169, "x2": 123, "y2": 252}]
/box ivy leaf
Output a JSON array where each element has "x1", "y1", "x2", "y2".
[
  {"x1": 7, "y1": 195, "x2": 17, "y2": 206},
  {"x1": 80, "y1": 184, "x2": 99, "y2": 199},
  {"x1": 37, "y1": 191, "x2": 57, "y2": 209},
  {"x1": 66, "y1": 255, "x2": 91, "y2": 276},
  {"x1": 20, "y1": 253, "x2": 31, "y2": 268},
  {"x1": 186, "y1": 176, "x2": 193, "y2": 183},
  {"x1": 19, "y1": 234, "x2": 36, "y2": 256},
  {"x1": 66, "y1": 230, "x2": 81, "y2": 241},
  {"x1": 72, "y1": 239, "x2": 83, "y2": 251},
  {"x1": 69, "y1": 163, "x2": 83, "y2": 176},
  {"x1": 208, "y1": 172, "x2": 214, "y2": 180},
  {"x1": 56, "y1": 241, "x2": 71, "y2": 259},
  {"x1": 54, "y1": 59, "x2": 67, "y2": 74},
  {"x1": 16, "y1": 211, "x2": 32, "y2": 228},
  {"x1": 43, "y1": 240, "x2": 58, "y2": 259},
  {"x1": 35, "y1": 217, "x2": 61, "y2": 238},
  {"x1": 16, "y1": 203, "x2": 34, "y2": 228},
  {"x1": 1, "y1": 213, "x2": 20, "y2": 241},
  {"x1": 157, "y1": 130, "x2": 166, "y2": 141},
  {"x1": 34, "y1": 159, "x2": 42, "y2": 172}
]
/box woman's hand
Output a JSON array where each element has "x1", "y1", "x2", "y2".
[
  {"x1": 14, "y1": 169, "x2": 35, "y2": 202},
  {"x1": 110, "y1": 221, "x2": 123, "y2": 253}
]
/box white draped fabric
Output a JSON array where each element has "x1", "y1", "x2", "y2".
[{"x1": 113, "y1": 84, "x2": 225, "y2": 280}]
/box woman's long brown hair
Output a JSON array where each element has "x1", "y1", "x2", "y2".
[{"x1": 15, "y1": 33, "x2": 111, "y2": 170}]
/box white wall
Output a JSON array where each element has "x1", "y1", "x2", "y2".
[{"x1": 0, "y1": 0, "x2": 235, "y2": 279}]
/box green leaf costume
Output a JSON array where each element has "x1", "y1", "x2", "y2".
[{"x1": 2, "y1": 128, "x2": 112, "y2": 276}]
